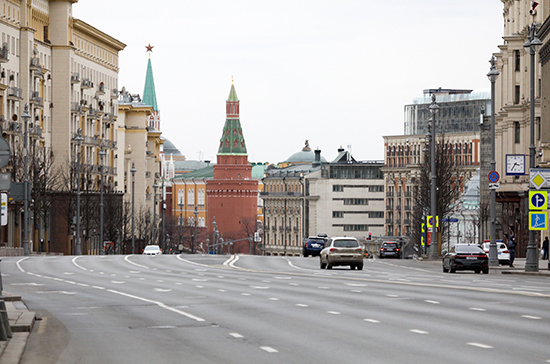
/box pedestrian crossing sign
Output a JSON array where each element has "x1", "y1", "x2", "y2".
[{"x1": 529, "y1": 211, "x2": 548, "y2": 230}]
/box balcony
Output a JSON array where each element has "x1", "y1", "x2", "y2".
[
  {"x1": 386, "y1": 205, "x2": 394, "y2": 210},
  {"x1": 396, "y1": 192, "x2": 402, "y2": 197},
  {"x1": 87, "y1": 108, "x2": 100, "y2": 120},
  {"x1": 111, "y1": 89, "x2": 118, "y2": 99},
  {"x1": 97, "y1": 83, "x2": 106, "y2": 95},
  {"x1": 5, "y1": 121, "x2": 21, "y2": 134},
  {"x1": 81, "y1": 78, "x2": 93, "y2": 89},
  {"x1": 386, "y1": 192, "x2": 394, "y2": 197},
  {"x1": 71, "y1": 102, "x2": 83, "y2": 114},
  {"x1": 71, "y1": 73, "x2": 80, "y2": 84},
  {"x1": 404, "y1": 191, "x2": 412, "y2": 197},
  {"x1": 404, "y1": 205, "x2": 411, "y2": 211},
  {"x1": 30, "y1": 91, "x2": 43, "y2": 108},
  {"x1": 30, "y1": 125, "x2": 43, "y2": 138},
  {"x1": 7, "y1": 87, "x2": 23, "y2": 101},
  {"x1": 0, "y1": 44, "x2": 8, "y2": 62},
  {"x1": 103, "y1": 113, "x2": 114, "y2": 123},
  {"x1": 385, "y1": 218, "x2": 393, "y2": 224},
  {"x1": 403, "y1": 219, "x2": 411, "y2": 225}
]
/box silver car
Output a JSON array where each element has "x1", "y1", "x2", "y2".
[
  {"x1": 143, "y1": 245, "x2": 162, "y2": 255},
  {"x1": 320, "y1": 237, "x2": 363, "y2": 270}
]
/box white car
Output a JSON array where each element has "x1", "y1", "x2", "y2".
[
  {"x1": 481, "y1": 241, "x2": 510, "y2": 265},
  {"x1": 143, "y1": 245, "x2": 162, "y2": 255},
  {"x1": 320, "y1": 237, "x2": 363, "y2": 270}
]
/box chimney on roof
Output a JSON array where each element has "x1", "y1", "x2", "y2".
[
  {"x1": 338, "y1": 146, "x2": 344, "y2": 153},
  {"x1": 314, "y1": 149, "x2": 321, "y2": 163}
]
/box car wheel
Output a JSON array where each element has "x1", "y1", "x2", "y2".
[
  {"x1": 450, "y1": 265, "x2": 456, "y2": 273},
  {"x1": 442, "y1": 265, "x2": 449, "y2": 273},
  {"x1": 358, "y1": 265, "x2": 363, "y2": 271},
  {"x1": 482, "y1": 268, "x2": 489, "y2": 274},
  {"x1": 475, "y1": 269, "x2": 481, "y2": 274},
  {"x1": 350, "y1": 265, "x2": 356, "y2": 270},
  {"x1": 320, "y1": 259, "x2": 326, "y2": 269},
  {"x1": 327, "y1": 263, "x2": 332, "y2": 269},
  {"x1": 304, "y1": 253, "x2": 308, "y2": 258}
]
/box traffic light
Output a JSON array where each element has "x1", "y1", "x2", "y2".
[{"x1": 366, "y1": 232, "x2": 372, "y2": 240}]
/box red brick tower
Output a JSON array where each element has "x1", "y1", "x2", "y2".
[{"x1": 206, "y1": 81, "x2": 258, "y2": 254}]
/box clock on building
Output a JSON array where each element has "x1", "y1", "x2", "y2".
[{"x1": 505, "y1": 154, "x2": 525, "y2": 175}]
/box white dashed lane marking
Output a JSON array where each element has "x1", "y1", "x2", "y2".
[
  {"x1": 296, "y1": 304, "x2": 309, "y2": 308},
  {"x1": 425, "y1": 300, "x2": 440, "y2": 304},
  {"x1": 364, "y1": 319, "x2": 380, "y2": 323},
  {"x1": 469, "y1": 308, "x2": 486, "y2": 311},
  {"x1": 230, "y1": 333, "x2": 243, "y2": 338},
  {"x1": 468, "y1": 343, "x2": 493, "y2": 349},
  {"x1": 261, "y1": 346, "x2": 278, "y2": 353},
  {"x1": 521, "y1": 315, "x2": 541, "y2": 320},
  {"x1": 410, "y1": 329, "x2": 429, "y2": 335}
]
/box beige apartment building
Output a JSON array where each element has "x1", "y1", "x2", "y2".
[
  {"x1": 0, "y1": 0, "x2": 127, "y2": 253},
  {"x1": 492, "y1": 0, "x2": 548, "y2": 256}
]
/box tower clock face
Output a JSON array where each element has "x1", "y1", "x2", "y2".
[{"x1": 506, "y1": 154, "x2": 525, "y2": 175}]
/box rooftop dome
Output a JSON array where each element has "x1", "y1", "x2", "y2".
[
  {"x1": 286, "y1": 140, "x2": 327, "y2": 164},
  {"x1": 162, "y1": 138, "x2": 183, "y2": 156}
]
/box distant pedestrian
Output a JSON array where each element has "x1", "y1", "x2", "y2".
[
  {"x1": 508, "y1": 234, "x2": 516, "y2": 267},
  {"x1": 543, "y1": 237, "x2": 549, "y2": 260}
]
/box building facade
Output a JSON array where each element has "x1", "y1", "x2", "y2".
[{"x1": 0, "y1": 0, "x2": 126, "y2": 253}]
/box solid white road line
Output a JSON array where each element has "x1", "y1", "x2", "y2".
[
  {"x1": 124, "y1": 255, "x2": 150, "y2": 269},
  {"x1": 107, "y1": 288, "x2": 205, "y2": 322}
]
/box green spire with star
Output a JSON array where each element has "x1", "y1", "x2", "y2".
[{"x1": 142, "y1": 56, "x2": 158, "y2": 111}]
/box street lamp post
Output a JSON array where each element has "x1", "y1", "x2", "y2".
[
  {"x1": 131, "y1": 162, "x2": 136, "y2": 254},
  {"x1": 22, "y1": 105, "x2": 31, "y2": 256},
  {"x1": 99, "y1": 146, "x2": 106, "y2": 255},
  {"x1": 193, "y1": 206, "x2": 198, "y2": 254},
  {"x1": 153, "y1": 179, "x2": 158, "y2": 246},
  {"x1": 212, "y1": 217, "x2": 217, "y2": 254},
  {"x1": 74, "y1": 128, "x2": 84, "y2": 255},
  {"x1": 161, "y1": 178, "x2": 165, "y2": 252},
  {"x1": 487, "y1": 56, "x2": 500, "y2": 266},
  {"x1": 179, "y1": 199, "x2": 183, "y2": 252},
  {"x1": 429, "y1": 94, "x2": 439, "y2": 258},
  {"x1": 524, "y1": 23, "x2": 542, "y2": 272}
]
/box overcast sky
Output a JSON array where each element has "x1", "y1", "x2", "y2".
[{"x1": 73, "y1": 0, "x2": 503, "y2": 164}]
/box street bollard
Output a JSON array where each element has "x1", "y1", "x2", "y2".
[{"x1": 0, "y1": 259, "x2": 11, "y2": 339}]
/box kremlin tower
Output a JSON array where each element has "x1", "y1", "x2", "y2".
[{"x1": 206, "y1": 81, "x2": 258, "y2": 253}]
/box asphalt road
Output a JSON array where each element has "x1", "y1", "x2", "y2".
[{"x1": 2, "y1": 254, "x2": 550, "y2": 364}]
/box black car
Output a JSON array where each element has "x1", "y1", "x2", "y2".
[
  {"x1": 443, "y1": 244, "x2": 489, "y2": 274},
  {"x1": 303, "y1": 237, "x2": 326, "y2": 257},
  {"x1": 379, "y1": 241, "x2": 400, "y2": 259}
]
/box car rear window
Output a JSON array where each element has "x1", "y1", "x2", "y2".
[
  {"x1": 382, "y1": 242, "x2": 397, "y2": 248},
  {"x1": 455, "y1": 245, "x2": 484, "y2": 254},
  {"x1": 333, "y1": 240, "x2": 359, "y2": 248},
  {"x1": 308, "y1": 238, "x2": 325, "y2": 244}
]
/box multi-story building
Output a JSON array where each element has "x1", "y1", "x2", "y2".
[
  {"x1": 404, "y1": 88, "x2": 489, "y2": 135},
  {"x1": 0, "y1": 1, "x2": 126, "y2": 253},
  {"x1": 492, "y1": 0, "x2": 548, "y2": 256},
  {"x1": 382, "y1": 132, "x2": 480, "y2": 238},
  {"x1": 262, "y1": 147, "x2": 385, "y2": 256}
]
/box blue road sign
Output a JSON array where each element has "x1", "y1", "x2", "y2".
[
  {"x1": 488, "y1": 171, "x2": 500, "y2": 183},
  {"x1": 442, "y1": 218, "x2": 459, "y2": 223},
  {"x1": 529, "y1": 211, "x2": 548, "y2": 230},
  {"x1": 531, "y1": 193, "x2": 546, "y2": 209}
]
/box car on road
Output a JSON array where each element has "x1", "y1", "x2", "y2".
[
  {"x1": 442, "y1": 243, "x2": 488, "y2": 274},
  {"x1": 320, "y1": 237, "x2": 363, "y2": 270},
  {"x1": 302, "y1": 236, "x2": 327, "y2": 257},
  {"x1": 143, "y1": 245, "x2": 162, "y2": 255},
  {"x1": 379, "y1": 241, "x2": 400, "y2": 259},
  {"x1": 481, "y1": 241, "x2": 510, "y2": 266}
]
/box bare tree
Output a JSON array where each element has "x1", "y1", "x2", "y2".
[{"x1": 412, "y1": 134, "x2": 465, "y2": 255}]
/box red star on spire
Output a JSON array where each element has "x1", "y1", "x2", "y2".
[{"x1": 145, "y1": 44, "x2": 154, "y2": 53}]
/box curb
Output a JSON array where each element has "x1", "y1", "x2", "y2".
[{"x1": 0, "y1": 292, "x2": 36, "y2": 364}]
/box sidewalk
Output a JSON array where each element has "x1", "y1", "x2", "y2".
[{"x1": 0, "y1": 292, "x2": 36, "y2": 364}]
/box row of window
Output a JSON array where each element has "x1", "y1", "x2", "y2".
[
  {"x1": 332, "y1": 211, "x2": 384, "y2": 218},
  {"x1": 177, "y1": 188, "x2": 206, "y2": 206},
  {"x1": 332, "y1": 185, "x2": 384, "y2": 192},
  {"x1": 178, "y1": 216, "x2": 205, "y2": 227}
]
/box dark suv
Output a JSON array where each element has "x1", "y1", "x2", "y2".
[
  {"x1": 379, "y1": 241, "x2": 400, "y2": 259},
  {"x1": 303, "y1": 236, "x2": 326, "y2": 257}
]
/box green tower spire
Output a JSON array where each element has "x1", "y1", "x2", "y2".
[
  {"x1": 142, "y1": 57, "x2": 158, "y2": 111},
  {"x1": 218, "y1": 80, "x2": 247, "y2": 155}
]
